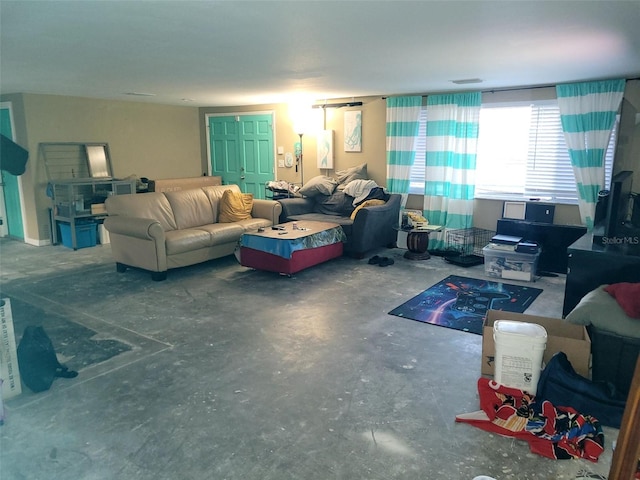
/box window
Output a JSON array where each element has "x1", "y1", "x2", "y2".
[{"x1": 409, "y1": 99, "x2": 618, "y2": 203}]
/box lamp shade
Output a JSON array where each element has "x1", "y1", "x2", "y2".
[{"x1": 289, "y1": 101, "x2": 313, "y2": 135}]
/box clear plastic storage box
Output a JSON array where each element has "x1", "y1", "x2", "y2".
[{"x1": 482, "y1": 244, "x2": 540, "y2": 282}]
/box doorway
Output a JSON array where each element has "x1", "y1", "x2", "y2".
[
  {"x1": 0, "y1": 102, "x2": 25, "y2": 240},
  {"x1": 207, "y1": 113, "x2": 275, "y2": 199}
]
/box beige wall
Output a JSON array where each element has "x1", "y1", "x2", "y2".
[
  {"x1": 1, "y1": 93, "x2": 201, "y2": 243},
  {"x1": 198, "y1": 88, "x2": 603, "y2": 230},
  {"x1": 4, "y1": 81, "x2": 639, "y2": 244},
  {"x1": 199, "y1": 96, "x2": 388, "y2": 186},
  {"x1": 614, "y1": 80, "x2": 640, "y2": 186}
]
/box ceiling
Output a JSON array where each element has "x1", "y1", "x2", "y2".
[{"x1": 1, "y1": 1, "x2": 639, "y2": 107}]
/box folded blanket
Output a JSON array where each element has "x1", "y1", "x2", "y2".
[{"x1": 343, "y1": 179, "x2": 378, "y2": 206}]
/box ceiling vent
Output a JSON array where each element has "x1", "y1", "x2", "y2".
[{"x1": 451, "y1": 78, "x2": 483, "y2": 85}]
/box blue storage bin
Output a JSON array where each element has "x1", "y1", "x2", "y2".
[{"x1": 59, "y1": 221, "x2": 97, "y2": 249}]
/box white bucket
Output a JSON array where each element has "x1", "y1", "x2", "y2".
[{"x1": 493, "y1": 320, "x2": 547, "y2": 395}]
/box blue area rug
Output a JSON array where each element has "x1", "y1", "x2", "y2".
[
  {"x1": 8, "y1": 297, "x2": 132, "y2": 372},
  {"x1": 388, "y1": 275, "x2": 543, "y2": 335}
]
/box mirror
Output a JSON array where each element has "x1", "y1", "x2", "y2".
[{"x1": 86, "y1": 144, "x2": 112, "y2": 178}]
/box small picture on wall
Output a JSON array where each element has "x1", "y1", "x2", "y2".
[
  {"x1": 317, "y1": 130, "x2": 334, "y2": 169},
  {"x1": 344, "y1": 110, "x2": 362, "y2": 152}
]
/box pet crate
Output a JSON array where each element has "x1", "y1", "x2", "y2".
[{"x1": 445, "y1": 227, "x2": 495, "y2": 267}]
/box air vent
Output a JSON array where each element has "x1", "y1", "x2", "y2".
[{"x1": 451, "y1": 78, "x2": 483, "y2": 85}]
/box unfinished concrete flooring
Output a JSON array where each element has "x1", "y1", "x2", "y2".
[{"x1": 0, "y1": 238, "x2": 616, "y2": 479}]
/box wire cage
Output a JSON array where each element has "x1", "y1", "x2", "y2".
[{"x1": 445, "y1": 227, "x2": 495, "y2": 266}]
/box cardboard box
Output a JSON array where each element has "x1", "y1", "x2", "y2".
[
  {"x1": 0, "y1": 298, "x2": 22, "y2": 399},
  {"x1": 482, "y1": 309, "x2": 591, "y2": 378},
  {"x1": 91, "y1": 203, "x2": 106, "y2": 215}
]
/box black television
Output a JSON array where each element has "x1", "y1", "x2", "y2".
[
  {"x1": 0, "y1": 134, "x2": 28, "y2": 175},
  {"x1": 603, "y1": 170, "x2": 633, "y2": 244}
]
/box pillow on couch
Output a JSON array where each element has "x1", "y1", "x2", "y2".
[
  {"x1": 350, "y1": 199, "x2": 386, "y2": 220},
  {"x1": 218, "y1": 189, "x2": 253, "y2": 222},
  {"x1": 604, "y1": 282, "x2": 640, "y2": 318},
  {"x1": 565, "y1": 285, "x2": 640, "y2": 338},
  {"x1": 299, "y1": 175, "x2": 338, "y2": 197},
  {"x1": 335, "y1": 163, "x2": 368, "y2": 190}
]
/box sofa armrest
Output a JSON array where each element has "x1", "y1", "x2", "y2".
[
  {"x1": 251, "y1": 199, "x2": 282, "y2": 225},
  {"x1": 348, "y1": 194, "x2": 401, "y2": 254},
  {"x1": 353, "y1": 194, "x2": 401, "y2": 225},
  {"x1": 104, "y1": 216, "x2": 165, "y2": 241},
  {"x1": 278, "y1": 197, "x2": 315, "y2": 222}
]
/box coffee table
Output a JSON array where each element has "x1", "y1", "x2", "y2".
[{"x1": 239, "y1": 221, "x2": 346, "y2": 275}]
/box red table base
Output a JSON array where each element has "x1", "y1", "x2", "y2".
[{"x1": 240, "y1": 242, "x2": 343, "y2": 275}]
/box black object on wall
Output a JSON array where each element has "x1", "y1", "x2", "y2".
[
  {"x1": 496, "y1": 219, "x2": 587, "y2": 274},
  {"x1": 0, "y1": 134, "x2": 28, "y2": 176}
]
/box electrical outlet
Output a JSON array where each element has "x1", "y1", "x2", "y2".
[{"x1": 278, "y1": 159, "x2": 285, "y2": 168}]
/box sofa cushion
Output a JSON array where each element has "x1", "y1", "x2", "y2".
[
  {"x1": 335, "y1": 163, "x2": 367, "y2": 190},
  {"x1": 164, "y1": 188, "x2": 215, "y2": 230},
  {"x1": 299, "y1": 175, "x2": 338, "y2": 197},
  {"x1": 604, "y1": 282, "x2": 640, "y2": 318},
  {"x1": 565, "y1": 285, "x2": 640, "y2": 338},
  {"x1": 313, "y1": 191, "x2": 355, "y2": 216},
  {"x1": 105, "y1": 192, "x2": 177, "y2": 231},
  {"x1": 219, "y1": 190, "x2": 254, "y2": 223},
  {"x1": 196, "y1": 223, "x2": 245, "y2": 244},
  {"x1": 235, "y1": 217, "x2": 273, "y2": 231},
  {"x1": 165, "y1": 228, "x2": 213, "y2": 255},
  {"x1": 202, "y1": 185, "x2": 242, "y2": 222}
]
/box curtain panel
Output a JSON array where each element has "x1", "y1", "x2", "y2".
[
  {"x1": 556, "y1": 79, "x2": 626, "y2": 229},
  {"x1": 423, "y1": 92, "x2": 481, "y2": 250},
  {"x1": 385, "y1": 96, "x2": 422, "y2": 194}
]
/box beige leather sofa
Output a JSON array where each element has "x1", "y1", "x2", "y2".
[{"x1": 104, "y1": 184, "x2": 282, "y2": 280}]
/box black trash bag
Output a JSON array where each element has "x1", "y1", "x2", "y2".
[
  {"x1": 536, "y1": 352, "x2": 627, "y2": 428},
  {"x1": 17, "y1": 326, "x2": 78, "y2": 393}
]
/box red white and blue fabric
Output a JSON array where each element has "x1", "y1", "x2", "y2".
[{"x1": 456, "y1": 378, "x2": 604, "y2": 462}]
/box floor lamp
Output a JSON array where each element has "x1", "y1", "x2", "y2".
[{"x1": 295, "y1": 132, "x2": 304, "y2": 185}]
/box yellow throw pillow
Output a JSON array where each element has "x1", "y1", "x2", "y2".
[
  {"x1": 218, "y1": 189, "x2": 254, "y2": 223},
  {"x1": 350, "y1": 199, "x2": 386, "y2": 220}
]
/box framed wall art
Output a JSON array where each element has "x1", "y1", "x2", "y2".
[
  {"x1": 344, "y1": 110, "x2": 362, "y2": 152},
  {"x1": 317, "y1": 130, "x2": 334, "y2": 169}
]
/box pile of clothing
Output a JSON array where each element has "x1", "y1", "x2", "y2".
[{"x1": 456, "y1": 377, "x2": 605, "y2": 461}]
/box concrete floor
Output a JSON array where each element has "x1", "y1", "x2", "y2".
[{"x1": 0, "y1": 238, "x2": 617, "y2": 480}]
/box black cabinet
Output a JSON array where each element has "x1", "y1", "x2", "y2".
[
  {"x1": 562, "y1": 233, "x2": 640, "y2": 316},
  {"x1": 496, "y1": 219, "x2": 586, "y2": 274}
]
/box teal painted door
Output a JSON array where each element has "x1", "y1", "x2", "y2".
[
  {"x1": 209, "y1": 114, "x2": 274, "y2": 199},
  {"x1": 0, "y1": 105, "x2": 24, "y2": 239}
]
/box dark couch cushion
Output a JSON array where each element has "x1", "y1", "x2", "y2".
[
  {"x1": 313, "y1": 191, "x2": 355, "y2": 216},
  {"x1": 335, "y1": 163, "x2": 368, "y2": 190},
  {"x1": 298, "y1": 175, "x2": 338, "y2": 197}
]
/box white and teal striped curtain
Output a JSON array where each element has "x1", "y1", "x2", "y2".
[
  {"x1": 385, "y1": 96, "x2": 422, "y2": 194},
  {"x1": 423, "y1": 92, "x2": 481, "y2": 249},
  {"x1": 556, "y1": 79, "x2": 626, "y2": 230}
]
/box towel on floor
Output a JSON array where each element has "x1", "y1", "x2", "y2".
[{"x1": 456, "y1": 378, "x2": 604, "y2": 462}]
